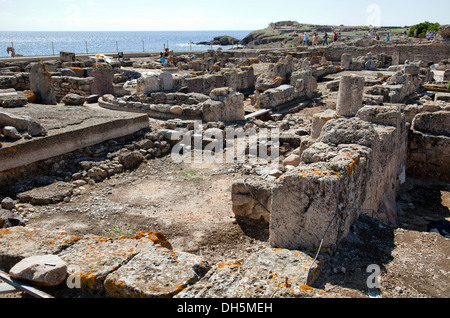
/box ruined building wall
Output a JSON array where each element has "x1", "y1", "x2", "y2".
[
  {"x1": 52, "y1": 76, "x2": 94, "y2": 101},
  {"x1": 319, "y1": 42, "x2": 450, "y2": 65}
]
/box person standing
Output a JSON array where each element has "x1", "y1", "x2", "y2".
[{"x1": 333, "y1": 32, "x2": 338, "y2": 42}]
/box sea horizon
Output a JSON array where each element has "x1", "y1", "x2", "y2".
[{"x1": 0, "y1": 30, "x2": 252, "y2": 58}]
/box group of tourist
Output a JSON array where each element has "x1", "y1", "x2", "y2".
[
  {"x1": 300, "y1": 31, "x2": 338, "y2": 46},
  {"x1": 426, "y1": 31, "x2": 438, "y2": 40}
]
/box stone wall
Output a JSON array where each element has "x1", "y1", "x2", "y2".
[
  {"x1": 0, "y1": 73, "x2": 30, "y2": 91},
  {"x1": 320, "y1": 42, "x2": 450, "y2": 65},
  {"x1": 407, "y1": 110, "x2": 450, "y2": 182},
  {"x1": 52, "y1": 76, "x2": 94, "y2": 102}
]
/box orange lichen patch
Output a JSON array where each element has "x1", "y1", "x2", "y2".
[
  {"x1": 300, "y1": 284, "x2": 314, "y2": 292},
  {"x1": 345, "y1": 154, "x2": 361, "y2": 176},
  {"x1": 80, "y1": 270, "x2": 98, "y2": 289},
  {"x1": 312, "y1": 113, "x2": 336, "y2": 120},
  {"x1": 217, "y1": 260, "x2": 242, "y2": 269},
  {"x1": 273, "y1": 76, "x2": 282, "y2": 82},
  {"x1": 7, "y1": 146, "x2": 20, "y2": 153},
  {"x1": 278, "y1": 277, "x2": 291, "y2": 289},
  {"x1": 299, "y1": 169, "x2": 341, "y2": 180},
  {"x1": 131, "y1": 231, "x2": 172, "y2": 250},
  {"x1": 0, "y1": 228, "x2": 12, "y2": 236},
  {"x1": 19, "y1": 90, "x2": 36, "y2": 102}
]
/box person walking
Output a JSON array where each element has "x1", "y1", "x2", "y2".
[
  {"x1": 323, "y1": 32, "x2": 329, "y2": 46},
  {"x1": 303, "y1": 32, "x2": 309, "y2": 46},
  {"x1": 333, "y1": 32, "x2": 338, "y2": 42},
  {"x1": 312, "y1": 33, "x2": 318, "y2": 46}
]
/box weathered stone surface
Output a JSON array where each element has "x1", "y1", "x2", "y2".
[
  {"x1": 202, "y1": 87, "x2": 245, "y2": 122},
  {"x1": 119, "y1": 151, "x2": 144, "y2": 170},
  {"x1": 30, "y1": 62, "x2": 56, "y2": 105},
  {"x1": 91, "y1": 63, "x2": 114, "y2": 96},
  {"x1": 0, "y1": 209, "x2": 25, "y2": 229},
  {"x1": 136, "y1": 73, "x2": 162, "y2": 95},
  {"x1": 61, "y1": 93, "x2": 85, "y2": 106},
  {"x1": 1, "y1": 197, "x2": 15, "y2": 210},
  {"x1": 60, "y1": 51, "x2": 76, "y2": 62},
  {"x1": 282, "y1": 154, "x2": 301, "y2": 167},
  {"x1": 9, "y1": 255, "x2": 68, "y2": 287},
  {"x1": 0, "y1": 89, "x2": 28, "y2": 108},
  {"x1": 16, "y1": 182, "x2": 75, "y2": 205},
  {"x1": 2, "y1": 126, "x2": 21, "y2": 139},
  {"x1": 411, "y1": 111, "x2": 450, "y2": 137},
  {"x1": 357, "y1": 105, "x2": 404, "y2": 127},
  {"x1": 270, "y1": 115, "x2": 407, "y2": 250},
  {"x1": 341, "y1": 53, "x2": 352, "y2": 70},
  {"x1": 104, "y1": 245, "x2": 210, "y2": 298},
  {"x1": 0, "y1": 227, "x2": 80, "y2": 271},
  {"x1": 318, "y1": 117, "x2": 377, "y2": 148},
  {"x1": 159, "y1": 71, "x2": 174, "y2": 91},
  {"x1": 232, "y1": 179, "x2": 274, "y2": 224},
  {"x1": 0, "y1": 111, "x2": 35, "y2": 131},
  {"x1": 336, "y1": 75, "x2": 365, "y2": 117},
  {"x1": 311, "y1": 110, "x2": 338, "y2": 139},
  {"x1": 290, "y1": 71, "x2": 317, "y2": 98},
  {"x1": 58, "y1": 235, "x2": 144, "y2": 294},
  {"x1": 176, "y1": 248, "x2": 324, "y2": 298}
]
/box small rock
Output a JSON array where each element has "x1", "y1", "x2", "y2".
[
  {"x1": 9, "y1": 255, "x2": 68, "y2": 287},
  {"x1": 61, "y1": 93, "x2": 85, "y2": 106},
  {"x1": 282, "y1": 154, "x2": 301, "y2": 167},
  {"x1": 119, "y1": 151, "x2": 144, "y2": 170},
  {"x1": 1, "y1": 197, "x2": 15, "y2": 210},
  {"x1": 0, "y1": 209, "x2": 25, "y2": 228},
  {"x1": 2, "y1": 126, "x2": 21, "y2": 139},
  {"x1": 170, "y1": 105, "x2": 183, "y2": 115}
]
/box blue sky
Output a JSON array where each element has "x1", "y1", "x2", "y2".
[{"x1": 1, "y1": 0, "x2": 449, "y2": 31}]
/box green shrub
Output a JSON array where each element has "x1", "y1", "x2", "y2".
[
  {"x1": 447, "y1": 81, "x2": 450, "y2": 90},
  {"x1": 408, "y1": 21, "x2": 440, "y2": 37}
]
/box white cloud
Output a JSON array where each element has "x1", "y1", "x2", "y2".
[{"x1": 87, "y1": 1, "x2": 97, "y2": 5}]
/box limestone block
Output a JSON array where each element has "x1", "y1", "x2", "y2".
[
  {"x1": 341, "y1": 53, "x2": 352, "y2": 70},
  {"x1": 392, "y1": 52, "x2": 400, "y2": 66},
  {"x1": 176, "y1": 248, "x2": 324, "y2": 298},
  {"x1": 231, "y1": 179, "x2": 274, "y2": 224},
  {"x1": 357, "y1": 105, "x2": 404, "y2": 127},
  {"x1": 91, "y1": 63, "x2": 114, "y2": 96},
  {"x1": 311, "y1": 110, "x2": 338, "y2": 139},
  {"x1": 30, "y1": 62, "x2": 56, "y2": 105},
  {"x1": 9, "y1": 255, "x2": 68, "y2": 287},
  {"x1": 104, "y1": 244, "x2": 209, "y2": 298},
  {"x1": 0, "y1": 227, "x2": 81, "y2": 271},
  {"x1": 61, "y1": 93, "x2": 85, "y2": 106},
  {"x1": 336, "y1": 75, "x2": 365, "y2": 117},
  {"x1": 290, "y1": 71, "x2": 316, "y2": 98},
  {"x1": 282, "y1": 154, "x2": 301, "y2": 167},
  {"x1": 60, "y1": 51, "x2": 76, "y2": 62},
  {"x1": 159, "y1": 71, "x2": 174, "y2": 91},
  {"x1": 412, "y1": 111, "x2": 450, "y2": 136}
]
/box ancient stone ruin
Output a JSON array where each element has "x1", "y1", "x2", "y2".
[{"x1": 0, "y1": 27, "x2": 449, "y2": 298}]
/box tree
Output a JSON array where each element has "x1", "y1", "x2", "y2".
[{"x1": 408, "y1": 21, "x2": 440, "y2": 37}]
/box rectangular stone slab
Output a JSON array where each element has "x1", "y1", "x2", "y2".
[{"x1": 0, "y1": 227, "x2": 81, "y2": 271}]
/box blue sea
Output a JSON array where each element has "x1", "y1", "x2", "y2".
[{"x1": 0, "y1": 30, "x2": 251, "y2": 57}]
